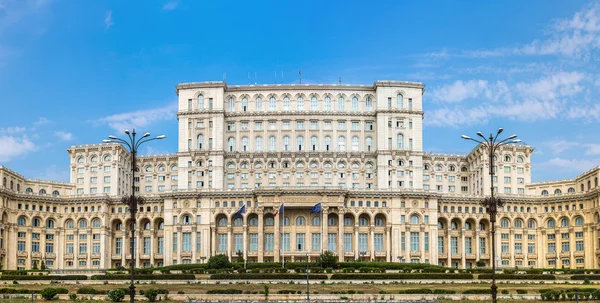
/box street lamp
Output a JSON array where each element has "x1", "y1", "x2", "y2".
[
  {"x1": 461, "y1": 128, "x2": 520, "y2": 303},
  {"x1": 306, "y1": 252, "x2": 310, "y2": 301},
  {"x1": 103, "y1": 129, "x2": 166, "y2": 303}
]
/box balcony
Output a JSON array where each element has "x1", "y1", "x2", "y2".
[
  {"x1": 479, "y1": 254, "x2": 490, "y2": 260},
  {"x1": 465, "y1": 254, "x2": 476, "y2": 260},
  {"x1": 78, "y1": 254, "x2": 87, "y2": 259},
  {"x1": 596, "y1": 248, "x2": 600, "y2": 255},
  {"x1": 375, "y1": 251, "x2": 387, "y2": 257},
  {"x1": 247, "y1": 251, "x2": 258, "y2": 257},
  {"x1": 501, "y1": 253, "x2": 511, "y2": 259},
  {"x1": 92, "y1": 253, "x2": 102, "y2": 259},
  {"x1": 451, "y1": 253, "x2": 461, "y2": 259},
  {"x1": 17, "y1": 251, "x2": 28, "y2": 258},
  {"x1": 111, "y1": 254, "x2": 122, "y2": 260},
  {"x1": 560, "y1": 252, "x2": 571, "y2": 258},
  {"x1": 438, "y1": 253, "x2": 448, "y2": 259},
  {"x1": 410, "y1": 251, "x2": 421, "y2": 257},
  {"x1": 153, "y1": 254, "x2": 164, "y2": 259},
  {"x1": 344, "y1": 251, "x2": 354, "y2": 257},
  {"x1": 527, "y1": 254, "x2": 537, "y2": 259},
  {"x1": 46, "y1": 253, "x2": 56, "y2": 259},
  {"x1": 64, "y1": 253, "x2": 74, "y2": 260},
  {"x1": 546, "y1": 252, "x2": 556, "y2": 259},
  {"x1": 181, "y1": 251, "x2": 192, "y2": 258},
  {"x1": 514, "y1": 253, "x2": 524, "y2": 259},
  {"x1": 574, "y1": 251, "x2": 585, "y2": 257},
  {"x1": 140, "y1": 254, "x2": 150, "y2": 260}
]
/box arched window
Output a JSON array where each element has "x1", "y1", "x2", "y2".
[
  {"x1": 504, "y1": 155, "x2": 511, "y2": 162},
  {"x1": 328, "y1": 216, "x2": 338, "y2": 226},
  {"x1": 324, "y1": 136, "x2": 331, "y2": 151},
  {"x1": 435, "y1": 165, "x2": 442, "y2": 171},
  {"x1": 568, "y1": 187, "x2": 575, "y2": 193},
  {"x1": 338, "y1": 136, "x2": 346, "y2": 151},
  {"x1": 561, "y1": 217, "x2": 569, "y2": 227},
  {"x1": 218, "y1": 217, "x2": 227, "y2": 226},
  {"x1": 547, "y1": 219, "x2": 555, "y2": 228},
  {"x1": 554, "y1": 189, "x2": 562, "y2": 196},
  {"x1": 65, "y1": 219, "x2": 74, "y2": 229},
  {"x1": 310, "y1": 161, "x2": 318, "y2": 168},
  {"x1": 311, "y1": 96, "x2": 318, "y2": 111},
  {"x1": 296, "y1": 162, "x2": 304, "y2": 168},
  {"x1": 282, "y1": 136, "x2": 290, "y2": 151},
  {"x1": 241, "y1": 136, "x2": 248, "y2": 151},
  {"x1": 283, "y1": 96, "x2": 290, "y2": 111},
  {"x1": 46, "y1": 219, "x2": 55, "y2": 229},
  {"x1": 312, "y1": 217, "x2": 321, "y2": 226},
  {"x1": 297, "y1": 136, "x2": 304, "y2": 151},
  {"x1": 575, "y1": 216, "x2": 584, "y2": 226},
  {"x1": 344, "y1": 216, "x2": 353, "y2": 226},
  {"x1": 52, "y1": 190, "x2": 60, "y2": 197},
  {"x1": 242, "y1": 97, "x2": 248, "y2": 111},
  {"x1": 516, "y1": 156, "x2": 524, "y2": 163},
  {"x1": 465, "y1": 222, "x2": 471, "y2": 230},
  {"x1": 351, "y1": 136, "x2": 359, "y2": 151},
  {"x1": 249, "y1": 216, "x2": 258, "y2": 226},
  {"x1": 255, "y1": 137, "x2": 263, "y2": 151},
  {"x1": 351, "y1": 96, "x2": 358, "y2": 111},
  {"x1": 171, "y1": 165, "x2": 178, "y2": 171},
  {"x1": 541, "y1": 190, "x2": 548, "y2": 196},
  {"x1": 255, "y1": 162, "x2": 262, "y2": 169},
  {"x1": 227, "y1": 162, "x2": 236, "y2": 169},
  {"x1": 283, "y1": 216, "x2": 290, "y2": 226},
  {"x1": 227, "y1": 97, "x2": 234, "y2": 112},
  {"x1": 254, "y1": 97, "x2": 262, "y2": 111},
  {"x1": 92, "y1": 218, "x2": 101, "y2": 228},
  {"x1": 197, "y1": 134, "x2": 204, "y2": 149},
  {"x1": 450, "y1": 221, "x2": 458, "y2": 230},
  {"x1": 338, "y1": 96, "x2": 345, "y2": 111},
  {"x1": 311, "y1": 136, "x2": 318, "y2": 151},
  {"x1": 145, "y1": 166, "x2": 153, "y2": 172},
  {"x1": 438, "y1": 222, "x2": 444, "y2": 229},
  {"x1": 527, "y1": 219, "x2": 537, "y2": 229},
  {"x1": 76, "y1": 156, "x2": 84, "y2": 163},
  {"x1": 264, "y1": 216, "x2": 274, "y2": 226},
  {"x1": 324, "y1": 96, "x2": 331, "y2": 111},
  {"x1": 197, "y1": 94, "x2": 204, "y2": 109},
  {"x1": 366, "y1": 137, "x2": 373, "y2": 151},
  {"x1": 359, "y1": 216, "x2": 369, "y2": 226},
  {"x1": 296, "y1": 216, "x2": 306, "y2": 226},
  {"x1": 500, "y1": 218, "x2": 509, "y2": 228},
  {"x1": 397, "y1": 133, "x2": 404, "y2": 149},
  {"x1": 352, "y1": 162, "x2": 360, "y2": 169},
  {"x1": 265, "y1": 97, "x2": 273, "y2": 111},
  {"x1": 410, "y1": 215, "x2": 419, "y2": 225},
  {"x1": 375, "y1": 216, "x2": 385, "y2": 226},
  {"x1": 39, "y1": 189, "x2": 46, "y2": 195},
  {"x1": 79, "y1": 219, "x2": 88, "y2": 229},
  {"x1": 514, "y1": 219, "x2": 523, "y2": 228},
  {"x1": 461, "y1": 166, "x2": 468, "y2": 172},
  {"x1": 479, "y1": 222, "x2": 486, "y2": 230},
  {"x1": 18, "y1": 216, "x2": 26, "y2": 226},
  {"x1": 158, "y1": 165, "x2": 166, "y2": 171},
  {"x1": 32, "y1": 218, "x2": 41, "y2": 227},
  {"x1": 338, "y1": 162, "x2": 346, "y2": 169},
  {"x1": 144, "y1": 221, "x2": 150, "y2": 230},
  {"x1": 233, "y1": 217, "x2": 243, "y2": 226},
  {"x1": 269, "y1": 136, "x2": 276, "y2": 151},
  {"x1": 366, "y1": 162, "x2": 374, "y2": 169},
  {"x1": 158, "y1": 222, "x2": 164, "y2": 229},
  {"x1": 90, "y1": 155, "x2": 98, "y2": 163},
  {"x1": 227, "y1": 137, "x2": 235, "y2": 152},
  {"x1": 397, "y1": 94, "x2": 403, "y2": 108},
  {"x1": 296, "y1": 97, "x2": 304, "y2": 111}
]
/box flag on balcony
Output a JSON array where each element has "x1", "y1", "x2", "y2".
[
  {"x1": 310, "y1": 202, "x2": 322, "y2": 214},
  {"x1": 274, "y1": 203, "x2": 284, "y2": 216},
  {"x1": 233, "y1": 205, "x2": 246, "y2": 217}
]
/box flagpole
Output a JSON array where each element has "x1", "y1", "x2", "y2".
[{"x1": 282, "y1": 203, "x2": 285, "y2": 269}]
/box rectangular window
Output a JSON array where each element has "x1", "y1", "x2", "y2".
[
  {"x1": 374, "y1": 233, "x2": 384, "y2": 252},
  {"x1": 233, "y1": 234, "x2": 243, "y2": 252},
  {"x1": 515, "y1": 242, "x2": 522, "y2": 254},
  {"x1": 249, "y1": 233, "x2": 258, "y2": 251},
  {"x1": 401, "y1": 232, "x2": 406, "y2": 251},
  {"x1": 451, "y1": 237, "x2": 458, "y2": 254},
  {"x1": 264, "y1": 233, "x2": 274, "y2": 251},
  {"x1": 327, "y1": 233, "x2": 337, "y2": 251},
  {"x1": 296, "y1": 233, "x2": 305, "y2": 251},
  {"x1": 157, "y1": 237, "x2": 164, "y2": 254},
  {"x1": 343, "y1": 233, "x2": 352, "y2": 252},
  {"x1": 437, "y1": 237, "x2": 444, "y2": 254},
  {"x1": 410, "y1": 232, "x2": 419, "y2": 251},
  {"x1": 115, "y1": 238, "x2": 122, "y2": 254},
  {"x1": 359, "y1": 233, "x2": 368, "y2": 252},
  {"x1": 196, "y1": 233, "x2": 201, "y2": 251},
  {"x1": 281, "y1": 233, "x2": 290, "y2": 251},
  {"x1": 311, "y1": 233, "x2": 321, "y2": 251},
  {"x1": 79, "y1": 243, "x2": 87, "y2": 254},
  {"x1": 548, "y1": 242, "x2": 556, "y2": 253},
  {"x1": 66, "y1": 243, "x2": 74, "y2": 254},
  {"x1": 173, "y1": 232, "x2": 178, "y2": 252},
  {"x1": 528, "y1": 243, "x2": 535, "y2": 254},
  {"x1": 217, "y1": 234, "x2": 227, "y2": 252},
  {"x1": 182, "y1": 233, "x2": 191, "y2": 252},
  {"x1": 576, "y1": 240, "x2": 585, "y2": 251},
  {"x1": 465, "y1": 237, "x2": 472, "y2": 254}
]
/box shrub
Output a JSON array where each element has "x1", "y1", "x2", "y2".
[
  {"x1": 91, "y1": 274, "x2": 194, "y2": 280},
  {"x1": 330, "y1": 273, "x2": 473, "y2": 280},
  {"x1": 584, "y1": 277, "x2": 591, "y2": 284},
  {"x1": 433, "y1": 289, "x2": 456, "y2": 294},
  {"x1": 107, "y1": 289, "x2": 126, "y2": 302},
  {"x1": 40, "y1": 288, "x2": 58, "y2": 300},
  {"x1": 0, "y1": 275, "x2": 87, "y2": 280},
  {"x1": 68, "y1": 293, "x2": 77, "y2": 301},
  {"x1": 77, "y1": 287, "x2": 106, "y2": 295},
  {"x1": 478, "y1": 274, "x2": 555, "y2": 280},
  {"x1": 143, "y1": 289, "x2": 159, "y2": 302},
  {"x1": 475, "y1": 260, "x2": 486, "y2": 267},
  {"x1": 177, "y1": 291, "x2": 184, "y2": 294},
  {"x1": 462, "y1": 289, "x2": 491, "y2": 294},
  {"x1": 210, "y1": 273, "x2": 327, "y2": 280},
  {"x1": 207, "y1": 254, "x2": 232, "y2": 269},
  {"x1": 501, "y1": 289, "x2": 509, "y2": 294},
  {"x1": 516, "y1": 289, "x2": 528, "y2": 294},
  {"x1": 571, "y1": 275, "x2": 600, "y2": 280},
  {"x1": 398, "y1": 289, "x2": 433, "y2": 294},
  {"x1": 317, "y1": 251, "x2": 338, "y2": 268},
  {"x1": 206, "y1": 289, "x2": 242, "y2": 294}
]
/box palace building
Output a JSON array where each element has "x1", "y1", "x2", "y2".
[{"x1": 0, "y1": 80, "x2": 599, "y2": 271}]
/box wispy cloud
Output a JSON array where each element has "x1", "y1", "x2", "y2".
[
  {"x1": 33, "y1": 117, "x2": 49, "y2": 125},
  {"x1": 0, "y1": 135, "x2": 36, "y2": 162},
  {"x1": 544, "y1": 140, "x2": 580, "y2": 155},
  {"x1": 162, "y1": 0, "x2": 178, "y2": 11},
  {"x1": 92, "y1": 102, "x2": 177, "y2": 132},
  {"x1": 31, "y1": 164, "x2": 69, "y2": 182},
  {"x1": 0, "y1": 126, "x2": 26, "y2": 134},
  {"x1": 537, "y1": 157, "x2": 599, "y2": 175},
  {"x1": 429, "y1": 80, "x2": 489, "y2": 103},
  {"x1": 53, "y1": 131, "x2": 72, "y2": 141},
  {"x1": 104, "y1": 10, "x2": 114, "y2": 30}
]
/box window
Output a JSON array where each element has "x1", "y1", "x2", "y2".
[
  {"x1": 296, "y1": 97, "x2": 304, "y2": 111},
  {"x1": 311, "y1": 96, "x2": 318, "y2": 111},
  {"x1": 397, "y1": 134, "x2": 404, "y2": 149},
  {"x1": 324, "y1": 96, "x2": 331, "y2": 111},
  {"x1": 351, "y1": 97, "x2": 358, "y2": 111}
]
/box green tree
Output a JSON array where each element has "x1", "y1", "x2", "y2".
[
  {"x1": 317, "y1": 250, "x2": 337, "y2": 268},
  {"x1": 475, "y1": 260, "x2": 486, "y2": 267},
  {"x1": 207, "y1": 254, "x2": 232, "y2": 269},
  {"x1": 40, "y1": 261, "x2": 46, "y2": 271},
  {"x1": 40, "y1": 288, "x2": 57, "y2": 300},
  {"x1": 107, "y1": 289, "x2": 126, "y2": 302}
]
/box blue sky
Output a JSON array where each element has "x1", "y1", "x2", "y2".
[{"x1": 1, "y1": 0, "x2": 599, "y2": 183}]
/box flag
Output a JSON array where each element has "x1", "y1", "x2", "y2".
[
  {"x1": 233, "y1": 205, "x2": 246, "y2": 217},
  {"x1": 310, "y1": 203, "x2": 322, "y2": 214},
  {"x1": 274, "y1": 204, "x2": 284, "y2": 216}
]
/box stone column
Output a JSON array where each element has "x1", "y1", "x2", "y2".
[
  {"x1": 405, "y1": 229, "x2": 410, "y2": 262},
  {"x1": 461, "y1": 229, "x2": 466, "y2": 269},
  {"x1": 56, "y1": 229, "x2": 63, "y2": 269},
  {"x1": 370, "y1": 226, "x2": 375, "y2": 261},
  {"x1": 420, "y1": 227, "x2": 425, "y2": 263},
  {"x1": 191, "y1": 227, "x2": 197, "y2": 263},
  {"x1": 243, "y1": 221, "x2": 248, "y2": 263},
  {"x1": 430, "y1": 227, "x2": 438, "y2": 266},
  {"x1": 475, "y1": 230, "x2": 480, "y2": 262},
  {"x1": 73, "y1": 228, "x2": 79, "y2": 269},
  {"x1": 338, "y1": 211, "x2": 344, "y2": 261},
  {"x1": 446, "y1": 231, "x2": 451, "y2": 267},
  {"x1": 321, "y1": 209, "x2": 328, "y2": 253},
  {"x1": 177, "y1": 226, "x2": 182, "y2": 264},
  {"x1": 258, "y1": 211, "x2": 264, "y2": 262},
  {"x1": 539, "y1": 229, "x2": 545, "y2": 268},
  {"x1": 100, "y1": 228, "x2": 107, "y2": 268},
  {"x1": 88, "y1": 230, "x2": 93, "y2": 268},
  {"x1": 150, "y1": 230, "x2": 155, "y2": 266},
  {"x1": 386, "y1": 226, "x2": 392, "y2": 262},
  {"x1": 274, "y1": 212, "x2": 280, "y2": 262},
  {"x1": 121, "y1": 234, "x2": 126, "y2": 267},
  {"x1": 211, "y1": 226, "x2": 216, "y2": 257},
  {"x1": 354, "y1": 226, "x2": 359, "y2": 260}
]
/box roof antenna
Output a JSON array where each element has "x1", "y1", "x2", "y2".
[
  {"x1": 254, "y1": 72, "x2": 257, "y2": 85},
  {"x1": 281, "y1": 71, "x2": 284, "y2": 84},
  {"x1": 248, "y1": 72, "x2": 250, "y2": 85},
  {"x1": 299, "y1": 69, "x2": 302, "y2": 84},
  {"x1": 274, "y1": 71, "x2": 277, "y2": 84},
  {"x1": 339, "y1": 77, "x2": 342, "y2": 85},
  {"x1": 223, "y1": 72, "x2": 226, "y2": 82}
]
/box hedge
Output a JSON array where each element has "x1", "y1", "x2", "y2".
[
  {"x1": 337, "y1": 262, "x2": 448, "y2": 272},
  {"x1": 478, "y1": 274, "x2": 556, "y2": 280},
  {"x1": 77, "y1": 287, "x2": 128, "y2": 295},
  {"x1": 91, "y1": 274, "x2": 195, "y2": 280},
  {"x1": 396, "y1": 289, "x2": 455, "y2": 294},
  {"x1": 462, "y1": 289, "x2": 491, "y2": 294},
  {"x1": 572, "y1": 275, "x2": 600, "y2": 280},
  {"x1": 206, "y1": 289, "x2": 243, "y2": 294},
  {"x1": 140, "y1": 289, "x2": 169, "y2": 295},
  {"x1": 0, "y1": 288, "x2": 66, "y2": 294},
  {"x1": 0, "y1": 275, "x2": 87, "y2": 280},
  {"x1": 330, "y1": 273, "x2": 473, "y2": 280},
  {"x1": 210, "y1": 273, "x2": 328, "y2": 280}
]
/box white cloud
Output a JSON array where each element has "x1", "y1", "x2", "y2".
[
  {"x1": 538, "y1": 157, "x2": 598, "y2": 174},
  {"x1": 31, "y1": 164, "x2": 69, "y2": 182},
  {"x1": 429, "y1": 80, "x2": 489, "y2": 103},
  {"x1": 0, "y1": 126, "x2": 25, "y2": 134},
  {"x1": 584, "y1": 143, "x2": 600, "y2": 155},
  {"x1": 162, "y1": 0, "x2": 178, "y2": 11},
  {"x1": 544, "y1": 140, "x2": 580, "y2": 155},
  {"x1": 53, "y1": 131, "x2": 72, "y2": 141},
  {"x1": 93, "y1": 102, "x2": 177, "y2": 132},
  {"x1": 143, "y1": 145, "x2": 172, "y2": 156},
  {"x1": 514, "y1": 72, "x2": 584, "y2": 101},
  {"x1": 0, "y1": 135, "x2": 36, "y2": 162},
  {"x1": 104, "y1": 10, "x2": 114, "y2": 30},
  {"x1": 426, "y1": 106, "x2": 489, "y2": 127},
  {"x1": 33, "y1": 117, "x2": 49, "y2": 125},
  {"x1": 567, "y1": 103, "x2": 600, "y2": 121}
]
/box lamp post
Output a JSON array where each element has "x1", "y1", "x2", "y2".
[
  {"x1": 461, "y1": 128, "x2": 520, "y2": 303},
  {"x1": 103, "y1": 129, "x2": 166, "y2": 303},
  {"x1": 306, "y1": 252, "x2": 309, "y2": 301}
]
